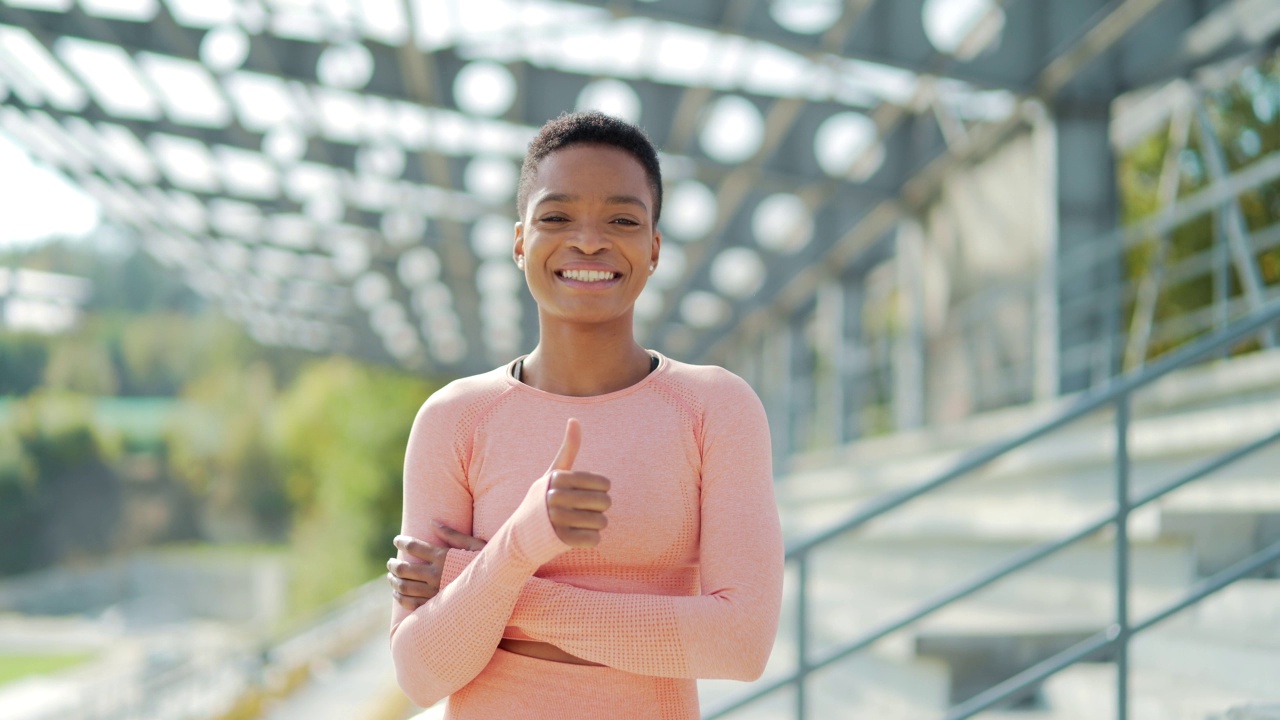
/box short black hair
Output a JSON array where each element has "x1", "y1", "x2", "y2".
[{"x1": 517, "y1": 111, "x2": 663, "y2": 223}]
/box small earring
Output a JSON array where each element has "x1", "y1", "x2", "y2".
[
  {"x1": 649, "y1": 263, "x2": 656, "y2": 273},
  {"x1": 516, "y1": 256, "x2": 525, "y2": 269}
]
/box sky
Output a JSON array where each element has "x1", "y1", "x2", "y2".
[{"x1": 0, "y1": 130, "x2": 100, "y2": 248}]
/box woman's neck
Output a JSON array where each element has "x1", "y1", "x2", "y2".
[{"x1": 520, "y1": 316, "x2": 652, "y2": 397}]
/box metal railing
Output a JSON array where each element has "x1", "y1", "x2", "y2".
[
  {"x1": 13, "y1": 578, "x2": 388, "y2": 720},
  {"x1": 706, "y1": 299, "x2": 1280, "y2": 720}
]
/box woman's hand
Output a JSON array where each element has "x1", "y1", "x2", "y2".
[
  {"x1": 388, "y1": 525, "x2": 487, "y2": 611},
  {"x1": 545, "y1": 418, "x2": 612, "y2": 548}
]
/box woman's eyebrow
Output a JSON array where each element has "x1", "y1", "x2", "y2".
[
  {"x1": 606, "y1": 195, "x2": 649, "y2": 212},
  {"x1": 534, "y1": 193, "x2": 649, "y2": 212}
]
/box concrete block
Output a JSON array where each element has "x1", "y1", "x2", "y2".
[
  {"x1": 1158, "y1": 510, "x2": 1280, "y2": 577},
  {"x1": 1216, "y1": 705, "x2": 1280, "y2": 720},
  {"x1": 915, "y1": 627, "x2": 1100, "y2": 705}
]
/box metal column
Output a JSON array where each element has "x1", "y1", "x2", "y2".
[{"x1": 1055, "y1": 105, "x2": 1121, "y2": 394}]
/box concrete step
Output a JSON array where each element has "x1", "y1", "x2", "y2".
[
  {"x1": 791, "y1": 523, "x2": 1193, "y2": 630},
  {"x1": 1177, "y1": 580, "x2": 1280, "y2": 640},
  {"x1": 1127, "y1": 581, "x2": 1280, "y2": 698},
  {"x1": 1133, "y1": 350, "x2": 1280, "y2": 416},
  {"x1": 1040, "y1": 662, "x2": 1269, "y2": 720},
  {"x1": 743, "y1": 522, "x2": 1278, "y2": 717},
  {"x1": 780, "y1": 485, "x2": 1280, "y2": 591},
  {"x1": 779, "y1": 351, "x2": 1280, "y2": 535},
  {"x1": 1131, "y1": 630, "x2": 1280, "y2": 699},
  {"x1": 787, "y1": 350, "x2": 1280, "y2": 478},
  {"x1": 1208, "y1": 706, "x2": 1280, "y2": 720},
  {"x1": 780, "y1": 400, "x2": 1280, "y2": 523},
  {"x1": 700, "y1": 640, "x2": 951, "y2": 720},
  {"x1": 705, "y1": 565, "x2": 1278, "y2": 719}
]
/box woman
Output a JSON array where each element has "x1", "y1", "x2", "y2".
[{"x1": 386, "y1": 111, "x2": 784, "y2": 719}]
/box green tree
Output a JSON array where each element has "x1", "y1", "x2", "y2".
[
  {"x1": 43, "y1": 334, "x2": 120, "y2": 395},
  {"x1": 0, "y1": 427, "x2": 38, "y2": 574},
  {"x1": 0, "y1": 391, "x2": 123, "y2": 575},
  {"x1": 0, "y1": 334, "x2": 49, "y2": 395},
  {"x1": 272, "y1": 358, "x2": 436, "y2": 611},
  {"x1": 166, "y1": 361, "x2": 290, "y2": 543},
  {"x1": 1118, "y1": 54, "x2": 1280, "y2": 360},
  {"x1": 116, "y1": 314, "x2": 259, "y2": 397}
]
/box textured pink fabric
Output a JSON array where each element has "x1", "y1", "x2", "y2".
[
  {"x1": 445, "y1": 649, "x2": 699, "y2": 719},
  {"x1": 390, "y1": 353, "x2": 784, "y2": 718}
]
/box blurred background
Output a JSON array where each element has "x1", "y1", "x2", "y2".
[{"x1": 0, "y1": 0, "x2": 1278, "y2": 719}]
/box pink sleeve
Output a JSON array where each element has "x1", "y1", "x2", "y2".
[
  {"x1": 439, "y1": 376, "x2": 783, "y2": 681},
  {"x1": 389, "y1": 395, "x2": 571, "y2": 708}
]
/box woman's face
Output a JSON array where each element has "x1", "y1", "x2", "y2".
[{"x1": 514, "y1": 144, "x2": 661, "y2": 327}]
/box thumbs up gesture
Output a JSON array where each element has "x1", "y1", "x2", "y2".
[{"x1": 545, "y1": 418, "x2": 612, "y2": 548}]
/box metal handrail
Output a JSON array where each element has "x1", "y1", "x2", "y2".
[{"x1": 706, "y1": 299, "x2": 1280, "y2": 719}]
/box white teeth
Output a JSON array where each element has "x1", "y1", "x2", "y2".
[{"x1": 561, "y1": 269, "x2": 617, "y2": 282}]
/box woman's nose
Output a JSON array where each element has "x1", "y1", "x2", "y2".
[{"x1": 566, "y1": 225, "x2": 611, "y2": 253}]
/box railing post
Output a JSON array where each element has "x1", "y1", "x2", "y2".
[
  {"x1": 796, "y1": 553, "x2": 810, "y2": 720},
  {"x1": 1114, "y1": 396, "x2": 1132, "y2": 720}
]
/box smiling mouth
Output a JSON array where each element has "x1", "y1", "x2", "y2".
[{"x1": 557, "y1": 269, "x2": 621, "y2": 282}]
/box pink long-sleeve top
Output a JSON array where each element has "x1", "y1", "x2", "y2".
[{"x1": 390, "y1": 352, "x2": 784, "y2": 717}]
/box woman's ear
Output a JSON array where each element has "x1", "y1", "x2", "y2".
[
  {"x1": 514, "y1": 221, "x2": 525, "y2": 270},
  {"x1": 649, "y1": 230, "x2": 662, "y2": 274}
]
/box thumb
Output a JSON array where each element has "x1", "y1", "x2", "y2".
[{"x1": 548, "y1": 418, "x2": 580, "y2": 472}]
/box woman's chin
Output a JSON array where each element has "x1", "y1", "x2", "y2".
[{"x1": 542, "y1": 304, "x2": 634, "y2": 328}]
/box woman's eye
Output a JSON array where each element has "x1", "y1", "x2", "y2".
[
  {"x1": 541, "y1": 215, "x2": 567, "y2": 223},
  {"x1": 613, "y1": 218, "x2": 640, "y2": 226}
]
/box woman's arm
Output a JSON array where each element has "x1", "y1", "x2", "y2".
[
  {"x1": 433, "y1": 375, "x2": 783, "y2": 681},
  {"x1": 388, "y1": 400, "x2": 577, "y2": 708}
]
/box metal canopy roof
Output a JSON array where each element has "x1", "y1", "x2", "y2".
[{"x1": 0, "y1": 0, "x2": 1264, "y2": 374}]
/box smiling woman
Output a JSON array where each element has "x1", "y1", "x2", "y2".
[{"x1": 386, "y1": 112, "x2": 784, "y2": 720}]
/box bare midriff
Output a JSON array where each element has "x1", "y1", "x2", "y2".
[{"x1": 498, "y1": 639, "x2": 604, "y2": 666}]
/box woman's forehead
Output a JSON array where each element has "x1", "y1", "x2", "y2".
[{"x1": 530, "y1": 145, "x2": 653, "y2": 202}]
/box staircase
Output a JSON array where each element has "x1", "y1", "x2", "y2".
[{"x1": 700, "y1": 342, "x2": 1280, "y2": 719}]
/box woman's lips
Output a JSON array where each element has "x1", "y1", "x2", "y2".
[{"x1": 555, "y1": 268, "x2": 623, "y2": 289}]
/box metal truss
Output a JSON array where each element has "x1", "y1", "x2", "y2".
[{"x1": 0, "y1": 0, "x2": 1273, "y2": 393}]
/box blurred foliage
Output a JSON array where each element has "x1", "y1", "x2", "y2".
[
  {"x1": 1, "y1": 239, "x2": 446, "y2": 615},
  {"x1": 0, "y1": 334, "x2": 49, "y2": 395},
  {"x1": 274, "y1": 358, "x2": 433, "y2": 613},
  {"x1": 1117, "y1": 54, "x2": 1280, "y2": 361},
  {"x1": 0, "y1": 425, "x2": 38, "y2": 574},
  {"x1": 43, "y1": 334, "x2": 120, "y2": 395},
  {"x1": 117, "y1": 314, "x2": 253, "y2": 396},
  {"x1": 167, "y1": 361, "x2": 287, "y2": 543},
  {"x1": 0, "y1": 391, "x2": 122, "y2": 575}
]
